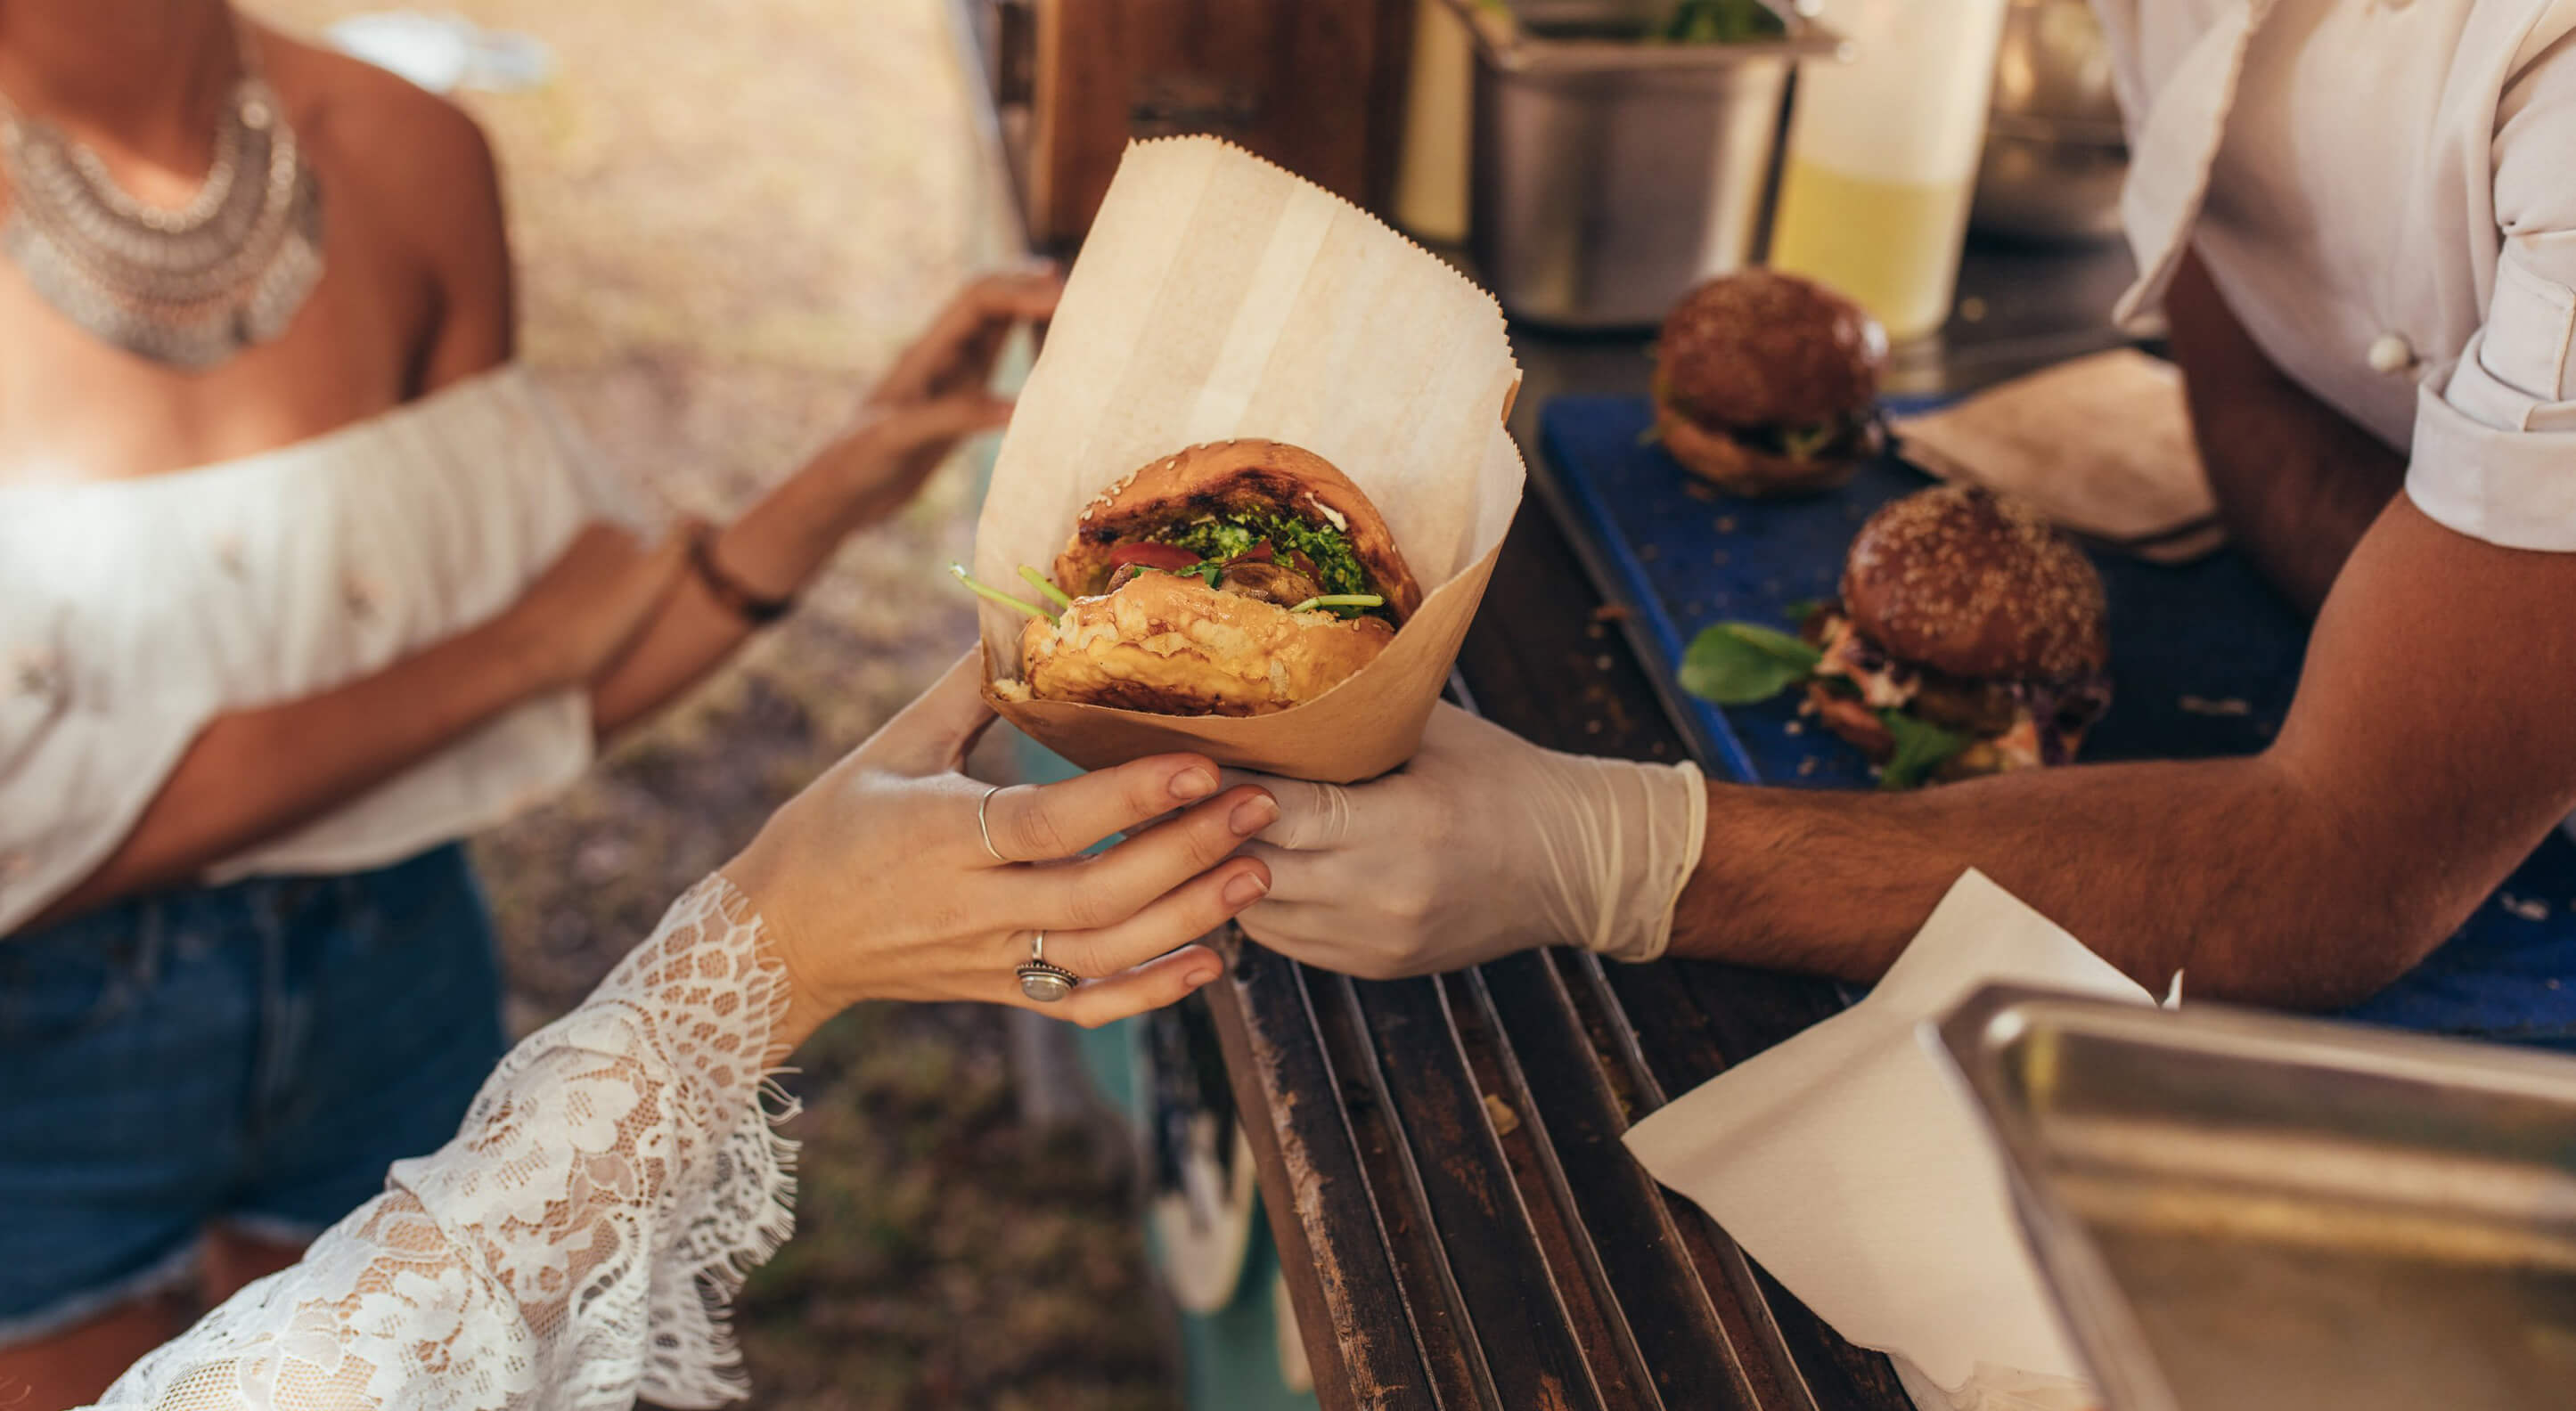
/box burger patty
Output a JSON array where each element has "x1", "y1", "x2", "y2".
[
  {"x1": 1712, "y1": 407, "x2": 1878, "y2": 462},
  {"x1": 1807, "y1": 605, "x2": 2111, "y2": 744}
]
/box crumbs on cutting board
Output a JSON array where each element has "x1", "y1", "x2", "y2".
[{"x1": 2502, "y1": 893, "x2": 2550, "y2": 922}]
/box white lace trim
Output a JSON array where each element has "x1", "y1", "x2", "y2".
[{"x1": 90, "y1": 876, "x2": 797, "y2": 1411}]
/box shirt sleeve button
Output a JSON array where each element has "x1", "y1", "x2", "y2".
[{"x1": 2367, "y1": 333, "x2": 2417, "y2": 375}]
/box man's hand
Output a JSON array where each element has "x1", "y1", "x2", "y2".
[{"x1": 1230, "y1": 705, "x2": 1706, "y2": 978}]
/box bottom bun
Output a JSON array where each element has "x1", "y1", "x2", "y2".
[
  {"x1": 1656, "y1": 406, "x2": 1872, "y2": 498},
  {"x1": 1020, "y1": 569, "x2": 1394, "y2": 717}
]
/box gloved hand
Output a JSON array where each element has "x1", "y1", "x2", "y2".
[{"x1": 1229, "y1": 703, "x2": 1708, "y2": 977}]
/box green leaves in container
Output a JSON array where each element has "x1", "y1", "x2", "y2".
[
  {"x1": 1877, "y1": 710, "x2": 1968, "y2": 791},
  {"x1": 1655, "y1": 0, "x2": 1787, "y2": 44},
  {"x1": 1679, "y1": 622, "x2": 1821, "y2": 705}
]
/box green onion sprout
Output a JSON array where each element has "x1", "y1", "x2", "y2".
[
  {"x1": 1018, "y1": 565, "x2": 1073, "y2": 608},
  {"x1": 1288, "y1": 593, "x2": 1385, "y2": 616},
  {"x1": 950, "y1": 563, "x2": 1057, "y2": 624}
]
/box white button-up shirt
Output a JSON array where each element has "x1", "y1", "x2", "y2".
[{"x1": 2097, "y1": 0, "x2": 2576, "y2": 551}]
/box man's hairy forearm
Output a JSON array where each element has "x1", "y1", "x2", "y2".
[
  {"x1": 2165, "y1": 254, "x2": 2407, "y2": 614},
  {"x1": 1672, "y1": 755, "x2": 2434, "y2": 1010}
]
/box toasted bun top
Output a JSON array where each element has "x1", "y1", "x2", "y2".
[
  {"x1": 1840, "y1": 485, "x2": 2107, "y2": 682},
  {"x1": 1054, "y1": 439, "x2": 1423, "y2": 619},
  {"x1": 1655, "y1": 271, "x2": 1885, "y2": 430}
]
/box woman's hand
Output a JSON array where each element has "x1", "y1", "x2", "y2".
[
  {"x1": 815, "y1": 270, "x2": 1063, "y2": 526},
  {"x1": 498, "y1": 522, "x2": 695, "y2": 691},
  {"x1": 724, "y1": 652, "x2": 1276, "y2": 1052}
]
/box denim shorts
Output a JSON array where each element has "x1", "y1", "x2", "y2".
[{"x1": 0, "y1": 844, "x2": 504, "y2": 1344}]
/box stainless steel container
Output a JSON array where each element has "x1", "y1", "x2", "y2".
[
  {"x1": 1442, "y1": 0, "x2": 1842, "y2": 330},
  {"x1": 1938, "y1": 985, "x2": 2576, "y2": 1411}
]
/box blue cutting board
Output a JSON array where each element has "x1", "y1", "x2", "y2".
[{"x1": 1539, "y1": 396, "x2": 2576, "y2": 1046}]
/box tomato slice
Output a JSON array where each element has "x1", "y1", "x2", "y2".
[{"x1": 1108, "y1": 541, "x2": 1205, "y2": 571}]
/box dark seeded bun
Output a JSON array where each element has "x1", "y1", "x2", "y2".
[
  {"x1": 1054, "y1": 439, "x2": 1422, "y2": 620},
  {"x1": 1655, "y1": 270, "x2": 1885, "y2": 432},
  {"x1": 1839, "y1": 485, "x2": 2107, "y2": 683}
]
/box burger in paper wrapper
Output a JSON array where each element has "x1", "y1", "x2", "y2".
[
  {"x1": 1002, "y1": 440, "x2": 1419, "y2": 717},
  {"x1": 966, "y1": 135, "x2": 1523, "y2": 784}
]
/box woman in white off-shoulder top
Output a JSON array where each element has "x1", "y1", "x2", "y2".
[
  {"x1": 85, "y1": 657, "x2": 1280, "y2": 1411},
  {"x1": 0, "y1": 5, "x2": 1055, "y2": 1402}
]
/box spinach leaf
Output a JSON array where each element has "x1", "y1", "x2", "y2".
[
  {"x1": 1877, "y1": 709, "x2": 1969, "y2": 791},
  {"x1": 1679, "y1": 622, "x2": 1822, "y2": 705}
]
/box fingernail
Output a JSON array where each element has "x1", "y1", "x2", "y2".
[
  {"x1": 1223, "y1": 870, "x2": 1270, "y2": 907},
  {"x1": 1169, "y1": 767, "x2": 1216, "y2": 802},
  {"x1": 1188, "y1": 966, "x2": 1222, "y2": 989},
  {"x1": 1230, "y1": 795, "x2": 1280, "y2": 836}
]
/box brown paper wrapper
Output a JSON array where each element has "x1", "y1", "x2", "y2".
[
  {"x1": 972, "y1": 138, "x2": 1523, "y2": 782},
  {"x1": 1893, "y1": 349, "x2": 2222, "y2": 565}
]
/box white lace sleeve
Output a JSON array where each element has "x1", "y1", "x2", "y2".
[{"x1": 88, "y1": 876, "x2": 797, "y2": 1411}]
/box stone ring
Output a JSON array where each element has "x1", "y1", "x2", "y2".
[{"x1": 1015, "y1": 930, "x2": 1080, "y2": 1003}]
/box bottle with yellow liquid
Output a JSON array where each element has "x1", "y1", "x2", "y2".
[{"x1": 1767, "y1": 0, "x2": 2011, "y2": 342}]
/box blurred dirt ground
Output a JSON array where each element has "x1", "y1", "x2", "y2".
[{"x1": 255, "y1": 3, "x2": 1178, "y2": 1407}]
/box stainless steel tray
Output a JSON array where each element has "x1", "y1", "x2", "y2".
[{"x1": 1937, "y1": 986, "x2": 2576, "y2": 1411}]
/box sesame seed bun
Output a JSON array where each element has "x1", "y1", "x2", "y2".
[
  {"x1": 1656, "y1": 271, "x2": 1885, "y2": 433},
  {"x1": 1054, "y1": 440, "x2": 1422, "y2": 620},
  {"x1": 1020, "y1": 568, "x2": 1394, "y2": 717},
  {"x1": 1839, "y1": 485, "x2": 2107, "y2": 684}
]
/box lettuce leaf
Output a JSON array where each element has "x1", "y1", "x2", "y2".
[
  {"x1": 1877, "y1": 709, "x2": 1968, "y2": 791},
  {"x1": 1679, "y1": 623, "x2": 1822, "y2": 705}
]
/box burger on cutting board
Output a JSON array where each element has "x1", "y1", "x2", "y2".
[
  {"x1": 1652, "y1": 269, "x2": 1889, "y2": 497},
  {"x1": 1681, "y1": 485, "x2": 2113, "y2": 788}
]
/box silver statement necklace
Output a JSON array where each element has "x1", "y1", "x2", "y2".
[{"x1": 0, "y1": 25, "x2": 323, "y2": 370}]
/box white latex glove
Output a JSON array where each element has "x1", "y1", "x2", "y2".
[{"x1": 1229, "y1": 703, "x2": 1708, "y2": 977}]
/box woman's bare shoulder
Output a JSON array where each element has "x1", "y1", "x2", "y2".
[
  {"x1": 255, "y1": 24, "x2": 512, "y2": 378},
  {"x1": 254, "y1": 26, "x2": 503, "y2": 241}
]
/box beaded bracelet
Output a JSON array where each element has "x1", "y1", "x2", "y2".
[{"x1": 687, "y1": 522, "x2": 796, "y2": 626}]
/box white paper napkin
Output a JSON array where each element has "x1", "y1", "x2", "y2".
[{"x1": 1624, "y1": 869, "x2": 2169, "y2": 1411}]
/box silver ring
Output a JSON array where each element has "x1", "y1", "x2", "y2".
[
  {"x1": 1015, "y1": 929, "x2": 1079, "y2": 1003},
  {"x1": 977, "y1": 784, "x2": 1008, "y2": 863}
]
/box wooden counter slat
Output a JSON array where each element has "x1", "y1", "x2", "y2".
[
  {"x1": 1441, "y1": 966, "x2": 1662, "y2": 1410},
  {"x1": 1206, "y1": 940, "x2": 1446, "y2": 1411},
  {"x1": 1307, "y1": 972, "x2": 1499, "y2": 1408},
  {"x1": 1473, "y1": 953, "x2": 1785, "y2": 1411},
  {"x1": 1350, "y1": 975, "x2": 1611, "y2": 1410}
]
